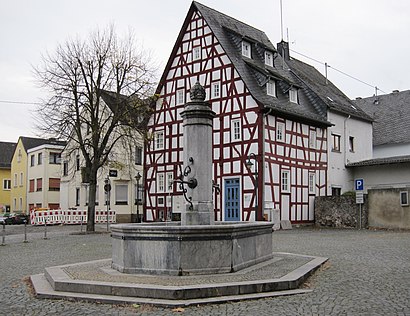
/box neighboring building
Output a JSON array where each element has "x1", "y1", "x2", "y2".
[
  {"x1": 27, "y1": 141, "x2": 66, "y2": 211},
  {"x1": 0, "y1": 141, "x2": 17, "y2": 212},
  {"x1": 144, "y1": 2, "x2": 372, "y2": 223},
  {"x1": 354, "y1": 90, "x2": 410, "y2": 159},
  {"x1": 10, "y1": 137, "x2": 65, "y2": 213},
  {"x1": 60, "y1": 90, "x2": 144, "y2": 223},
  {"x1": 348, "y1": 90, "x2": 410, "y2": 191},
  {"x1": 281, "y1": 47, "x2": 373, "y2": 195}
]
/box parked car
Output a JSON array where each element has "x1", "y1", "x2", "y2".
[
  {"x1": 4, "y1": 213, "x2": 29, "y2": 225},
  {"x1": 0, "y1": 213, "x2": 10, "y2": 224}
]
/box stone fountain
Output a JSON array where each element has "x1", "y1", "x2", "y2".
[{"x1": 111, "y1": 82, "x2": 274, "y2": 276}]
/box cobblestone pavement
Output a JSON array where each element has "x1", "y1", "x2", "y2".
[{"x1": 1, "y1": 225, "x2": 409, "y2": 315}]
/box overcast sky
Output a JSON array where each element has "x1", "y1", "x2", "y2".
[{"x1": 1, "y1": 0, "x2": 409, "y2": 143}]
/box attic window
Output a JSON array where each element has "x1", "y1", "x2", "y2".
[
  {"x1": 289, "y1": 88, "x2": 298, "y2": 103},
  {"x1": 267, "y1": 80, "x2": 276, "y2": 97},
  {"x1": 265, "y1": 51, "x2": 274, "y2": 67},
  {"x1": 242, "y1": 41, "x2": 251, "y2": 58}
]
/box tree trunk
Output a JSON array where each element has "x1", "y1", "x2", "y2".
[{"x1": 86, "y1": 170, "x2": 97, "y2": 232}]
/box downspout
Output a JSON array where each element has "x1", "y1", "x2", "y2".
[
  {"x1": 344, "y1": 115, "x2": 351, "y2": 166},
  {"x1": 261, "y1": 108, "x2": 273, "y2": 219}
]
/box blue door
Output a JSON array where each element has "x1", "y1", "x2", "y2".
[{"x1": 224, "y1": 178, "x2": 240, "y2": 221}]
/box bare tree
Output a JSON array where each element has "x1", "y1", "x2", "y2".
[{"x1": 34, "y1": 25, "x2": 157, "y2": 231}]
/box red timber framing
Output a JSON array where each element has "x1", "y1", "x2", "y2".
[{"x1": 144, "y1": 6, "x2": 328, "y2": 223}]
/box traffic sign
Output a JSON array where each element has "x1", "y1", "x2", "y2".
[
  {"x1": 355, "y1": 179, "x2": 364, "y2": 191},
  {"x1": 356, "y1": 192, "x2": 364, "y2": 204}
]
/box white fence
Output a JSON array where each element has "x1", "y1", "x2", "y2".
[{"x1": 30, "y1": 209, "x2": 116, "y2": 225}]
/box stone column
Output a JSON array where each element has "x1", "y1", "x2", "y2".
[{"x1": 180, "y1": 82, "x2": 216, "y2": 225}]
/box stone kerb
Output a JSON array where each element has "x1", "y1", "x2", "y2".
[{"x1": 111, "y1": 222, "x2": 273, "y2": 276}]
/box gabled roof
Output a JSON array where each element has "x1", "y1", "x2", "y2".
[
  {"x1": 158, "y1": 2, "x2": 373, "y2": 128},
  {"x1": 100, "y1": 90, "x2": 152, "y2": 129},
  {"x1": 285, "y1": 58, "x2": 373, "y2": 122},
  {"x1": 353, "y1": 90, "x2": 410, "y2": 146},
  {"x1": 0, "y1": 142, "x2": 16, "y2": 168}
]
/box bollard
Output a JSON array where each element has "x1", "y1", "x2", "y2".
[
  {"x1": 43, "y1": 217, "x2": 48, "y2": 240},
  {"x1": 23, "y1": 220, "x2": 28, "y2": 243},
  {"x1": 1, "y1": 222, "x2": 5, "y2": 246},
  {"x1": 80, "y1": 215, "x2": 83, "y2": 233}
]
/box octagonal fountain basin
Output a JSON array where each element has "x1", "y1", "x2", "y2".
[{"x1": 111, "y1": 221, "x2": 273, "y2": 276}]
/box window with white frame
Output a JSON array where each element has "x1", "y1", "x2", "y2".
[
  {"x1": 212, "y1": 82, "x2": 220, "y2": 98},
  {"x1": 176, "y1": 89, "x2": 185, "y2": 105},
  {"x1": 135, "y1": 146, "x2": 143, "y2": 165},
  {"x1": 3, "y1": 179, "x2": 11, "y2": 190},
  {"x1": 115, "y1": 184, "x2": 128, "y2": 205},
  {"x1": 276, "y1": 122, "x2": 285, "y2": 142},
  {"x1": 267, "y1": 80, "x2": 276, "y2": 97},
  {"x1": 231, "y1": 119, "x2": 241, "y2": 141},
  {"x1": 13, "y1": 173, "x2": 17, "y2": 187},
  {"x1": 281, "y1": 170, "x2": 290, "y2": 193},
  {"x1": 155, "y1": 130, "x2": 164, "y2": 150},
  {"x1": 309, "y1": 130, "x2": 317, "y2": 149},
  {"x1": 30, "y1": 155, "x2": 35, "y2": 167},
  {"x1": 332, "y1": 133, "x2": 341, "y2": 152},
  {"x1": 157, "y1": 173, "x2": 165, "y2": 192},
  {"x1": 400, "y1": 191, "x2": 409, "y2": 206},
  {"x1": 17, "y1": 149, "x2": 22, "y2": 162},
  {"x1": 309, "y1": 172, "x2": 316, "y2": 194},
  {"x1": 38, "y1": 152, "x2": 42, "y2": 165},
  {"x1": 19, "y1": 172, "x2": 23, "y2": 186},
  {"x1": 242, "y1": 40, "x2": 251, "y2": 58},
  {"x1": 166, "y1": 172, "x2": 174, "y2": 192},
  {"x1": 289, "y1": 88, "x2": 298, "y2": 103},
  {"x1": 265, "y1": 51, "x2": 274, "y2": 67},
  {"x1": 49, "y1": 152, "x2": 61, "y2": 164},
  {"x1": 193, "y1": 47, "x2": 201, "y2": 61}
]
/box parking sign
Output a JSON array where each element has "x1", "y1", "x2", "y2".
[{"x1": 355, "y1": 179, "x2": 364, "y2": 191}]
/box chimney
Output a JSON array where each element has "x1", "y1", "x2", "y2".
[
  {"x1": 392, "y1": 90, "x2": 399, "y2": 94},
  {"x1": 277, "y1": 40, "x2": 290, "y2": 60}
]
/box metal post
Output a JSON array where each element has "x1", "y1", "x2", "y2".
[
  {"x1": 1, "y1": 222, "x2": 5, "y2": 246},
  {"x1": 80, "y1": 214, "x2": 83, "y2": 233},
  {"x1": 105, "y1": 176, "x2": 110, "y2": 232},
  {"x1": 359, "y1": 204, "x2": 362, "y2": 230},
  {"x1": 23, "y1": 220, "x2": 28, "y2": 243},
  {"x1": 43, "y1": 216, "x2": 48, "y2": 240},
  {"x1": 135, "y1": 172, "x2": 141, "y2": 223}
]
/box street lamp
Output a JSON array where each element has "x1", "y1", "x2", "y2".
[
  {"x1": 135, "y1": 172, "x2": 141, "y2": 223},
  {"x1": 245, "y1": 153, "x2": 258, "y2": 221}
]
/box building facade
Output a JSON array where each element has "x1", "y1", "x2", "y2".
[
  {"x1": 144, "y1": 2, "x2": 374, "y2": 224},
  {"x1": 0, "y1": 142, "x2": 16, "y2": 212},
  {"x1": 27, "y1": 142, "x2": 65, "y2": 211}
]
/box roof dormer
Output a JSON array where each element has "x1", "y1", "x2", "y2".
[{"x1": 242, "y1": 40, "x2": 251, "y2": 58}]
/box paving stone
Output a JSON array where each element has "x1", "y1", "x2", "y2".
[{"x1": 0, "y1": 225, "x2": 409, "y2": 315}]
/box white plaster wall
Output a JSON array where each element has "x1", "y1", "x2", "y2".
[
  {"x1": 373, "y1": 143, "x2": 410, "y2": 158},
  {"x1": 327, "y1": 111, "x2": 373, "y2": 193}
]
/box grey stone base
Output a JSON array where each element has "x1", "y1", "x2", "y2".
[
  {"x1": 30, "y1": 253, "x2": 328, "y2": 307},
  {"x1": 111, "y1": 222, "x2": 274, "y2": 276}
]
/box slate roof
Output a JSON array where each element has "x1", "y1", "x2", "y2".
[
  {"x1": 20, "y1": 137, "x2": 66, "y2": 152},
  {"x1": 353, "y1": 90, "x2": 410, "y2": 146},
  {"x1": 158, "y1": 2, "x2": 373, "y2": 128},
  {"x1": 0, "y1": 142, "x2": 16, "y2": 169},
  {"x1": 346, "y1": 155, "x2": 410, "y2": 167}
]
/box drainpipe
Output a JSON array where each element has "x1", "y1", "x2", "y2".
[
  {"x1": 344, "y1": 115, "x2": 351, "y2": 193},
  {"x1": 261, "y1": 108, "x2": 273, "y2": 219}
]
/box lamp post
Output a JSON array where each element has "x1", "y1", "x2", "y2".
[
  {"x1": 135, "y1": 172, "x2": 141, "y2": 223},
  {"x1": 245, "y1": 153, "x2": 258, "y2": 221}
]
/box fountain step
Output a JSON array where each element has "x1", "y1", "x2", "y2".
[{"x1": 30, "y1": 253, "x2": 327, "y2": 307}]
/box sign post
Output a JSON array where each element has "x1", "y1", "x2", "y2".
[{"x1": 355, "y1": 178, "x2": 364, "y2": 229}]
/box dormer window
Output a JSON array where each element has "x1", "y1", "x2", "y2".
[
  {"x1": 289, "y1": 88, "x2": 298, "y2": 103},
  {"x1": 265, "y1": 51, "x2": 274, "y2": 67},
  {"x1": 242, "y1": 41, "x2": 251, "y2": 58},
  {"x1": 267, "y1": 80, "x2": 276, "y2": 97}
]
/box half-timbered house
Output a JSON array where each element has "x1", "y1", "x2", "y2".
[{"x1": 144, "y1": 2, "x2": 372, "y2": 223}]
